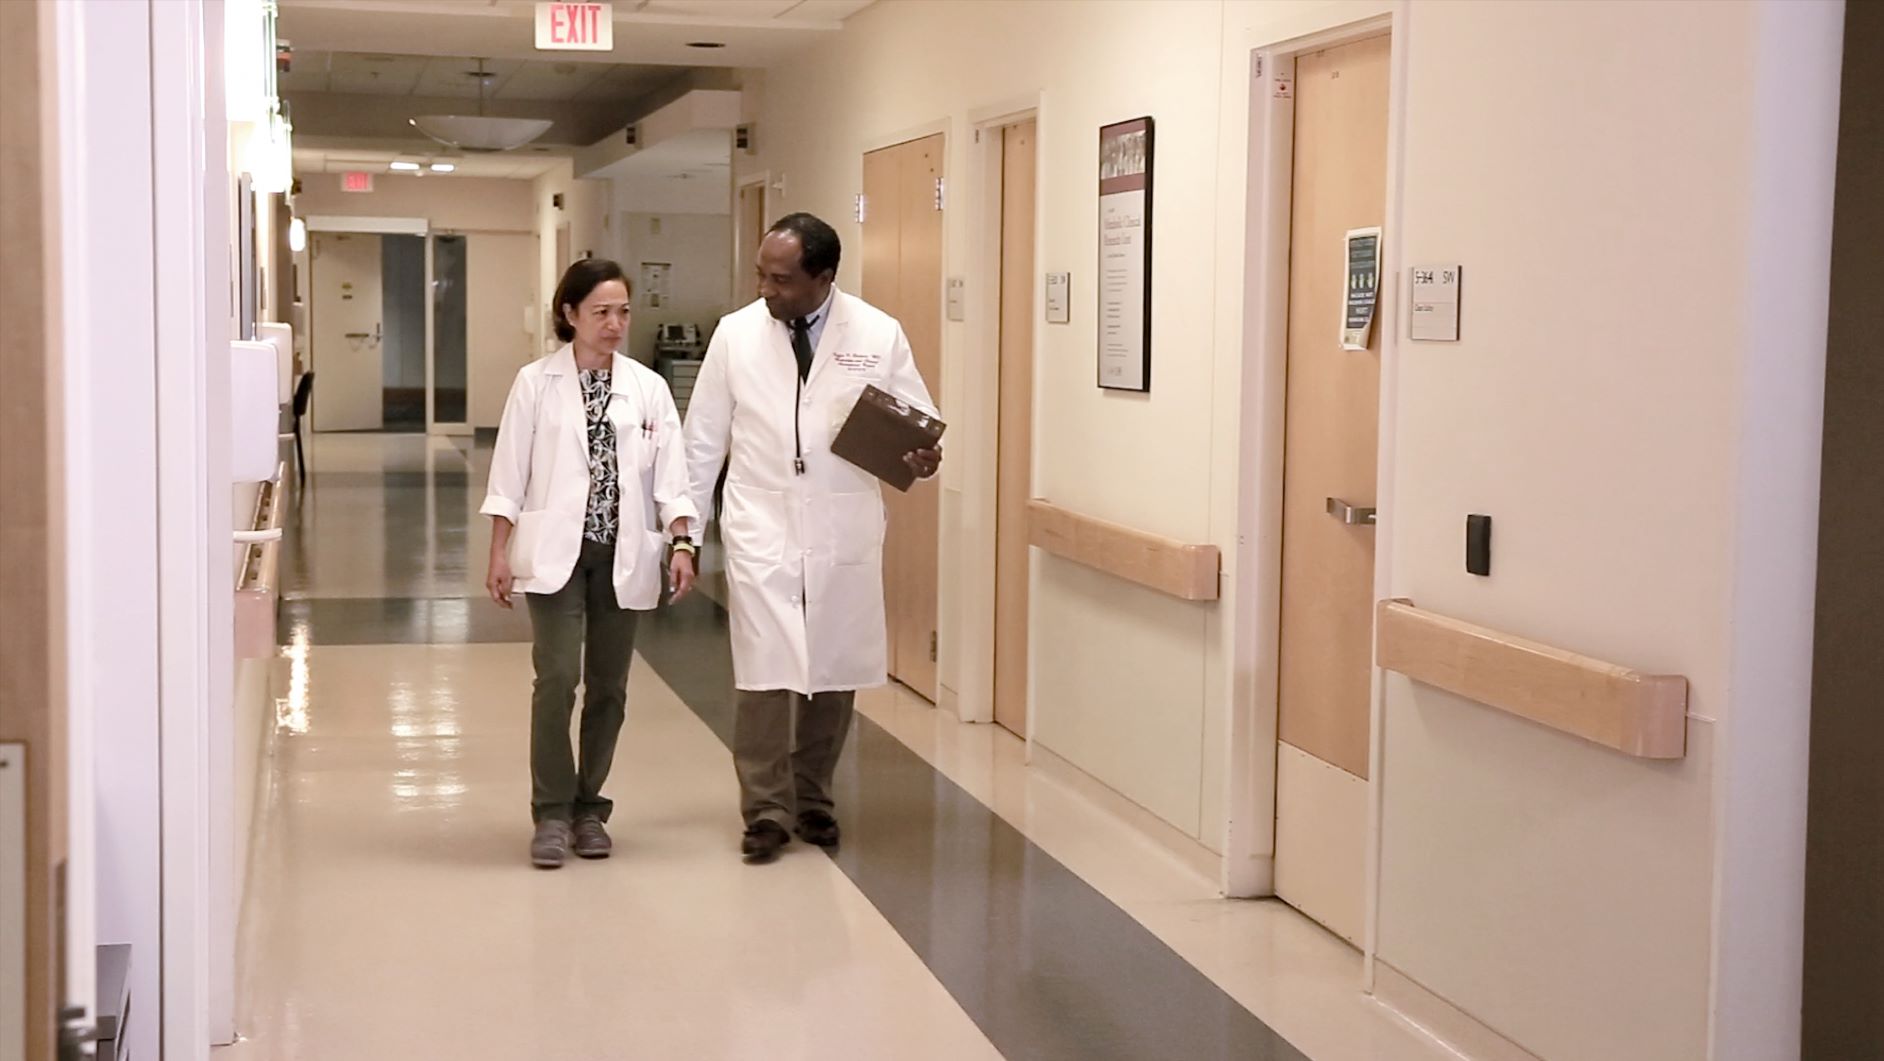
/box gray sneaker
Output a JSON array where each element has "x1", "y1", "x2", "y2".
[
  {"x1": 531, "y1": 819, "x2": 572, "y2": 869},
  {"x1": 572, "y1": 816, "x2": 612, "y2": 859}
]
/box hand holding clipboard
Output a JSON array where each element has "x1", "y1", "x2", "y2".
[{"x1": 831, "y1": 385, "x2": 946, "y2": 491}]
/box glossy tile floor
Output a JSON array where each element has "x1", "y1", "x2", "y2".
[{"x1": 219, "y1": 432, "x2": 1453, "y2": 1061}]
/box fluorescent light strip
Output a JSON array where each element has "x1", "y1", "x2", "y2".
[
  {"x1": 389, "y1": 161, "x2": 421, "y2": 172},
  {"x1": 429, "y1": 163, "x2": 456, "y2": 173}
]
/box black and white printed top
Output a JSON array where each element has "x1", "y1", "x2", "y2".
[{"x1": 578, "y1": 368, "x2": 619, "y2": 544}]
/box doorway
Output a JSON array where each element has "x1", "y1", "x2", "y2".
[
  {"x1": 735, "y1": 177, "x2": 768, "y2": 289},
  {"x1": 307, "y1": 226, "x2": 472, "y2": 435},
  {"x1": 861, "y1": 133, "x2": 946, "y2": 702},
  {"x1": 993, "y1": 119, "x2": 1038, "y2": 735},
  {"x1": 1271, "y1": 33, "x2": 1392, "y2": 946}
]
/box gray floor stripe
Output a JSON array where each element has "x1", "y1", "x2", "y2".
[{"x1": 636, "y1": 593, "x2": 1309, "y2": 1061}]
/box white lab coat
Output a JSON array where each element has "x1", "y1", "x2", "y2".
[
  {"x1": 481, "y1": 345, "x2": 697, "y2": 610},
  {"x1": 684, "y1": 290, "x2": 937, "y2": 694}
]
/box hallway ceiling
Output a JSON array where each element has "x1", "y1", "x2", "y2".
[
  {"x1": 280, "y1": 51, "x2": 681, "y2": 103},
  {"x1": 277, "y1": 0, "x2": 877, "y2": 69},
  {"x1": 291, "y1": 145, "x2": 567, "y2": 180}
]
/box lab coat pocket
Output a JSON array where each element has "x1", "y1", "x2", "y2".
[
  {"x1": 721, "y1": 482, "x2": 785, "y2": 565},
  {"x1": 829, "y1": 490, "x2": 884, "y2": 567},
  {"x1": 509, "y1": 510, "x2": 552, "y2": 580},
  {"x1": 627, "y1": 528, "x2": 667, "y2": 607}
]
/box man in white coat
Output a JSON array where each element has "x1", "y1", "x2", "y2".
[{"x1": 684, "y1": 213, "x2": 941, "y2": 863}]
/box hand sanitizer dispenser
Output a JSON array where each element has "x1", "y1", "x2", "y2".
[
  {"x1": 256, "y1": 321, "x2": 294, "y2": 405},
  {"x1": 231, "y1": 339, "x2": 281, "y2": 484}
]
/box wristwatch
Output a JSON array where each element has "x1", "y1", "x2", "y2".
[{"x1": 669, "y1": 535, "x2": 697, "y2": 557}]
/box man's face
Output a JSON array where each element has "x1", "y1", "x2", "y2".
[{"x1": 756, "y1": 231, "x2": 833, "y2": 323}]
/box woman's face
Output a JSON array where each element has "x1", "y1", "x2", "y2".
[{"x1": 565, "y1": 279, "x2": 630, "y2": 353}]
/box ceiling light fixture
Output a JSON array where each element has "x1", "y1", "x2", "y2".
[
  {"x1": 429, "y1": 162, "x2": 456, "y2": 173},
  {"x1": 409, "y1": 58, "x2": 552, "y2": 153},
  {"x1": 390, "y1": 160, "x2": 421, "y2": 172}
]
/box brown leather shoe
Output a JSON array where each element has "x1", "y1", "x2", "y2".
[
  {"x1": 572, "y1": 816, "x2": 612, "y2": 859},
  {"x1": 531, "y1": 820, "x2": 572, "y2": 869}
]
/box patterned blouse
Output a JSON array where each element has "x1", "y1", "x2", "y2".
[{"x1": 578, "y1": 368, "x2": 619, "y2": 544}]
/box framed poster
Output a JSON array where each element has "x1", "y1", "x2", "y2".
[{"x1": 1098, "y1": 117, "x2": 1153, "y2": 391}]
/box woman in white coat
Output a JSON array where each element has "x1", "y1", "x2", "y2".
[{"x1": 481, "y1": 258, "x2": 699, "y2": 869}]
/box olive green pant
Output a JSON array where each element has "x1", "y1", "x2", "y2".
[
  {"x1": 525, "y1": 539, "x2": 638, "y2": 824},
  {"x1": 734, "y1": 689, "x2": 856, "y2": 829}
]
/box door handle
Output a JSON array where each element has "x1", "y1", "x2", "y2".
[{"x1": 1326, "y1": 497, "x2": 1377, "y2": 526}]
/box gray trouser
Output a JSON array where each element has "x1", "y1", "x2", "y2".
[
  {"x1": 525, "y1": 539, "x2": 639, "y2": 824},
  {"x1": 733, "y1": 689, "x2": 856, "y2": 828}
]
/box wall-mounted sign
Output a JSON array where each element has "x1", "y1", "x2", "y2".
[
  {"x1": 536, "y1": 2, "x2": 613, "y2": 52},
  {"x1": 1409, "y1": 263, "x2": 1462, "y2": 342},
  {"x1": 946, "y1": 277, "x2": 965, "y2": 322},
  {"x1": 639, "y1": 261, "x2": 670, "y2": 308},
  {"x1": 1341, "y1": 226, "x2": 1382, "y2": 351},
  {"x1": 1045, "y1": 272, "x2": 1070, "y2": 324},
  {"x1": 341, "y1": 171, "x2": 372, "y2": 193},
  {"x1": 1097, "y1": 117, "x2": 1154, "y2": 392}
]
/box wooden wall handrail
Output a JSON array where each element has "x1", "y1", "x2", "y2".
[
  {"x1": 1375, "y1": 599, "x2": 1688, "y2": 759},
  {"x1": 1026, "y1": 499, "x2": 1220, "y2": 602}
]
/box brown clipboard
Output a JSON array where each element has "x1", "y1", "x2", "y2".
[{"x1": 830, "y1": 385, "x2": 946, "y2": 492}]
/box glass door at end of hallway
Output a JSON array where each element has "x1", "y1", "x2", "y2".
[{"x1": 307, "y1": 229, "x2": 465, "y2": 437}]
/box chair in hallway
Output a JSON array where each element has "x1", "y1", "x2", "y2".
[{"x1": 291, "y1": 371, "x2": 314, "y2": 486}]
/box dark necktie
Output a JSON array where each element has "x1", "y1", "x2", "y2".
[{"x1": 789, "y1": 317, "x2": 814, "y2": 382}]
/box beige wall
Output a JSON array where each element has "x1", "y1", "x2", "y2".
[
  {"x1": 1379, "y1": 3, "x2": 1838, "y2": 1059},
  {"x1": 738, "y1": 0, "x2": 1262, "y2": 847},
  {"x1": 295, "y1": 171, "x2": 535, "y2": 234},
  {"x1": 619, "y1": 212, "x2": 734, "y2": 363},
  {"x1": 742, "y1": 2, "x2": 1840, "y2": 1058},
  {"x1": 467, "y1": 232, "x2": 538, "y2": 428},
  {"x1": 535, "y1": 160, "x2": 613, "y2": 352}
]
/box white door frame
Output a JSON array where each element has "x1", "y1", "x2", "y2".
[
  {"x1": 1226, "y1": 10, "x2": 1407, "y2": 987},
  {"x1": 954, "y1": 95, "x2": 1044, "y2": 732},
  {"x1": 53, "y1": 0, "x2": 230, "y2": 1054}
]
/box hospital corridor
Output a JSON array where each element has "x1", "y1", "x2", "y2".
[{"x1": 1, "y1": 1, "x2": 1879, "y2": 1060}]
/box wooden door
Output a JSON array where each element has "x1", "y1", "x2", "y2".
[
  {"x1": 309, "y1": 232, "x2": 385, "y2": 432},
  {"x1": 1273, "y1": 35, "x2": 1391, "y2": 946},
  {"x1": 994, "y1": 120, "x2": 1037, "y2": 734},
  {"x1": 0, "y1": 3, "x2": 67, "y2": 1053},
  {"x1": 736, "y1": 181, "x2": 767, "y2": 293},
  {"x1": 862, "y1": 134, "x2": 946, "y2": 702}
]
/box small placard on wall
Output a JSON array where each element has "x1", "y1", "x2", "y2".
[
  {"x1": 946, "y1": 277, "x2": 965, "y2": 322},
  {"x1": 1409, "y1": 264, "x2": 1462, "y2": 342},
  {"x1": 1045, "y1": 272, "x2": 1070, "y2": 324}
]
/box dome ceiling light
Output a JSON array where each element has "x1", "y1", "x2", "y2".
[{"x1": 409, "y1": 58, "x2": 552, "y2": 153}]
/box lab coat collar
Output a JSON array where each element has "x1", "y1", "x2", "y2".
[
  {"x1": 545, "y1": 343, "x2": 637, "y2": 396},
  {"x1": 804, "y1": 288, "x2": 852, "y2": 392}
]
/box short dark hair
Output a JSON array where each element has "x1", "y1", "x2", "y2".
[
  {"x1": 551, "y1": 258, "x2": 630, "y2": 343},
  {"x1": 767, "y1": 213, "x2": 841, "y2": 279}
]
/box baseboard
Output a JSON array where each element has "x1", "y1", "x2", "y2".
[
  {"x1": 1031, "y1": 742, "x2": 1224, "y2": 886},
  {"x1": 1372, "y1": 960, "x2": 1543, "y2": 1061}
]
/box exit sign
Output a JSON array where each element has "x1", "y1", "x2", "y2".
[
  {"x1": 536, "y1": 2, "x2": 613, "y2": 51},
  {"x1": 341, "y1": 171, "x2": 373, "y2": 193}
]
